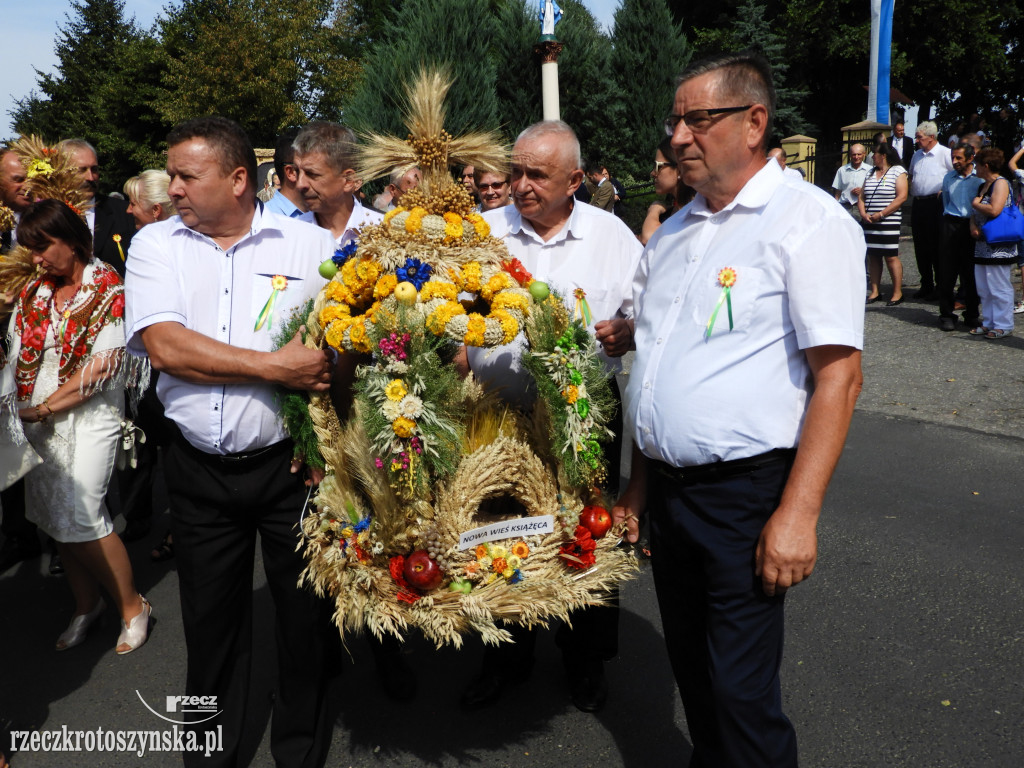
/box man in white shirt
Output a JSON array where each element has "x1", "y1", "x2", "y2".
[
  {"x1": 463, "y1": 120, "x2": 640, "y2": 714},
  {"x1": 292, "y1": 121, "x2": 383, "y2": 247},
  {"x1": 909, "y1": 121, "x2": 953, "y2": 298},
  {"x1": 124, "y1": 116, "x2": 337, "y2": 768},
  {"x1": 613, "y1": 52, "x2": 864, "y2": 768},
  {"x1": 831, "y1": 143, "x2": 869, "y2": 215},
  {"x1": 264, "y1": 127, "x2": 308, "y2": 219}
]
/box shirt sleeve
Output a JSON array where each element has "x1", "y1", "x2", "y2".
[
  {"x1": 124, "y1": 225, "x2": 185, "y2": 357},
  {"x1": 783, "y1": 200, "x2": 866, "y2": 351}
]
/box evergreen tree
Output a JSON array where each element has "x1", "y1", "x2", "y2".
[
  {"x1": 342, "y1": 0, "x2": 502, "y2": 138},
  {"x1": 11, "y1": 0, "x2": 164, "y2": 191},
  {"x1": 155, "y1": 0, "x2": 360, "y2": 147},
  {"x1": 608, "y1": 0, "x2": 691, "y2": 180}
]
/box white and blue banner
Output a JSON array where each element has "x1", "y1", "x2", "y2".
[{"x1": 868, "y1": 0, "x2": 895, "y2": 124}]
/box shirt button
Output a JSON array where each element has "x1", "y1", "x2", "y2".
[
  {"x1": 656, "y1": 338, "x2": 663, "y2": 345},
  {"x1": 644, "y1": 427, "x2": 651, "y2": 434},
  {"x1": 224, "y1": 289, "x2": 229, "y2": 295},
  {"x1": 674, "y1": 297, "x2": 680, "y2": 303},
  {"x1": 221, "y1": 325, "x2": 226, "y2": 331},
  {"x1": 644, "y1": 381, "x2": 651, "y2": 389}
]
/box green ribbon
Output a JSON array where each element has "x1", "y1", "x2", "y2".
[
  {"x1": 704, "y1": 285, "x2": 734, "y2": 340},
  {"x1": 254, "y1": 289, "x2": 280, "y2": 331}
]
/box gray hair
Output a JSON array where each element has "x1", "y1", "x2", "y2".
[
  {"x1": 57, "y1": 138, "x2": 98, "y2": 160},
  {"x1": 676, "y1": 51, "x2": 776, "y2": 145},
  {"x1": 515, "y1": 120, "x2": 582, "y2": 171},
  {"x1": 916, "y1": 121, "x2": 939, "y2": 138},
  {"x1": 292, "y1": 121, "x2": 358, "y2": 174},
  {"x1": 389, "y1": 165, "x2": 419, "y2": 186}
]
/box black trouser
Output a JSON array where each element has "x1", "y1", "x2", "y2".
[
  {"x1": 649, "y1": 449, "x2": 798, "y2": 768},
  {"x1": 912, "y1": 195, "x2": 943, "y2": 290},
  {"x1": 938, "y1": 215, "x2": 980, "y2": 321},
  {"x1": 117, "y1": 373, "x2": 172, "y2": 526},
  {"x1": 165, "y1": 431, "x2": 336, "y2": 768}
]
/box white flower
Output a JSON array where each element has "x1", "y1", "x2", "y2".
[
  {"x1": 381, "y1": 400, "x2": 402, "y2": 420},
  {"x1": 399, "y1": 394, "x2": 424, "y2": 419},
  {"x1": 386, "y1": 360, "x2": 409, "y2": 375}
]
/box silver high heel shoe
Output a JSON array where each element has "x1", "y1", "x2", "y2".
[
  {"x1": 55, "y1": 599, "x2": 106, "y2": 651},
  {"x1": 115, "y1": 596, "x2": 152, "y2": 655}
]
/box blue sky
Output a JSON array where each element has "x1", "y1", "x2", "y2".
[{"x1": 1, "y1": 0, "x2": 621, "y2": 138}]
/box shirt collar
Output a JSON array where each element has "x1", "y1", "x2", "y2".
[
  {"x1": 508, "y1": 200, "x2": 583, "y2": 245},
  {"x1": 172, "y1": 201, "x2": 272, "y2": 245},
  {"x1": 688, "y1": 159, "x2": 782, "y2": 218}
]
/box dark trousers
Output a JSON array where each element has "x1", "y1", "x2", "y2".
[
  {"x1": 117, "y1": 375, "x2": 172, "y2": 525},
  {"x1": 912, "y1": 196, "x2": 943, "y2": 290},
  {"x1": 165, "y1": 432, "x2": 335, "y2": 768},
  {"x1": 0, "y1": 479, "x2": 33, "y2": 542},
  {"x1": 937, "y1": 215, "x2": 980, "y2": 321},
  {"x1": 648, "y1": 452, "x2": 798, "y2": 768}
]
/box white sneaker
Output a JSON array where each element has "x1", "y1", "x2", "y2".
[{"x1": 1014, "y1": 300, "x2": 1024, "y2": 315}]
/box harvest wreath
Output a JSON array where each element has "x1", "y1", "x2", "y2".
[{"x1": 296, "y1": 69, "x2": 637, "y2": 648}]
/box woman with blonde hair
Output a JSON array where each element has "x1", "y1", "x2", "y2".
[{"x1": 122, "y1": 170, "x2": 176, "y2": 230}]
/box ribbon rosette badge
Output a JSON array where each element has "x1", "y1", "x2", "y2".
[
  {"x1": 704, "y1": 267, "x2": 737, "y2": 340},
  {"x1": 573, "y1": 287, "x2": 593, "y2": 326},
  {"x1": 255, "y1": 274, "x2": 289, "y2": 331},
  {"x1": 113, "y1": 234, "x2": 125, "y2": 262}
]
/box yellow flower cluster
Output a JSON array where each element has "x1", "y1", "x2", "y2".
[
  {"x1": 374, "y1": 273, "x2": 398, "y2": 300},
  {"x1": 426, "y1": 300, "x2": 466, "y2": 335},
  {"x1": 491, "y1": 292, "x2": 529, "y2": 314},
  {"x1": 443, "y1": 212, "x2": 463, "y2": 241},
  {"x1": 405, "y1": 206, "x2": 428, "y2": 233},
  {"x1": 456, "y1": 262, "x2": 483, "y2": 293},
  {"x1": 464, "y1": 314, "x2": 487, "y2": 346},
  {"x1": 420, "y1": 280, "x2": 458, "y2": 302},
  {"x1": 26, "y1": 158, "x2": 54, "y2": 179},
  {"x1": 385, "y1": 379, "x2": 408, "y2": 401},
  {"x1": 480, "y1": 272, "x2": 513, "y2": 302},
  {"x1": 491, "y1": 309, "x2": 519, "y2": 344},
  {"x1": 464, "y1": 212, "x2": 490, "y2": 239},
  {"x1": 392, "y1": 416, "x2": 416, "y2": 438},
  {"x1": 562, "y1": 385, "x2": 579, "y2": 404}
]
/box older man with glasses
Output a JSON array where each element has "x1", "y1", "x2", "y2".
[
  {"x1": 909, "y1": 121, "x2": 953, "y2": 300},
  {"x1": 614, "y1": 51, "x2": 864, "y2": 768}
]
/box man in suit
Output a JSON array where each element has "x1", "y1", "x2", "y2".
[
  {"x1": 56, "y1": 139, "x2": 136, "y2": 277},
  {"x1": 891, "y1": 121, "x2": 915, "y2": 168},
  {"x1": 0, "y1": 147, "x2": 40, "y2": 573}
]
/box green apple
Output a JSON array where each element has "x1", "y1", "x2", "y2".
[
  {"x1": 529, "y1": 280, "x2": 550, "y2": 302},
  {"x1": 318, "y1": 259, "x2": 338, "y2": 279}
]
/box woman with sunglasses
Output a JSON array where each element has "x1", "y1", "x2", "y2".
[
  {"x1": 858, "y1": 142, "x2": 907, "y2": 305},
  {"x1": 641, "y1": 137, "x2": 694, "y2": 245}
]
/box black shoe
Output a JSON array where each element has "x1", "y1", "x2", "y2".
[
  {"x1": 938, "y1": 317, "x2": 957, "y2": 332},
  {"x1": 119, "y1": 519, "x2": 152, "y2": 543},
  {"x1": 885, "y1": 297, "x2": 905, "y2": 307},
  {"x1": 460, "y1": 658, "x2": 533, "y2": 709},
  {"x1": 563, "y1": 655, "x2": 608, "y2": 713},
  {"x1": 49, "y1": 552, "x2": 65, "y2": 575},
  {"x1": 0, "y1": 536, "x2": 42, "y2": 574},
  {"x1": 374, "y1": 651, "x2": 418, "y2": 702},
  {"x1": 915, "y1": 287, "x2": 937, "y2": 300}
]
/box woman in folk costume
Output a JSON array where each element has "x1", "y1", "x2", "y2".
[{"x1": 9, "y1": 199, "x2": 151, "y2": 654}]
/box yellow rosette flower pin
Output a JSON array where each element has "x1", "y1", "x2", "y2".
[
  {"x1": 255, "y1": 274, "x2": 289, "y2": 331},
  {"x1": 705, "y1": 267, "x2": 737, "y2": 340}
]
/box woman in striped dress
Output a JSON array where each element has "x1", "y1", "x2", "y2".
[{"x1": 858, "y1": 143, "x2": 908, "y2": 305}]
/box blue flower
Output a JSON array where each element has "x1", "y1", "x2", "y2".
[
  {"x1": 508, "y1": 569, "x2": 524, "y2": 585},
  {"x1": 332, "y1": 240, "x2": 358, "y2": 266},
  {"x1": 354, "y1": 517, "x2": 371, "y2": 533},
  {"x1": 396, "y1": 258, "x2": 432, "y2": 290}
]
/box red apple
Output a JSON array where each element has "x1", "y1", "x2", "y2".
[
  {"x1": 579, "y1": 505, "x2": 612, "y2": 539},
  {"x1": 403, "y1": 550, "x2": 443, "y2": 591}
]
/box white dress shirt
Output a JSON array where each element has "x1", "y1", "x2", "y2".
[
  {"x1": 909, "y1": 144, "x2": 953, "y2": 197},
  {"x1": 468, "y1": 201, "x2": 642, "y2": 404},
  {"x1": 626, "y1": 160, "x2": 865, "y2": 468},
  {"x1": 124, "y1": 205, "x2": 334, "y2": 454},
  {"x1": 298, "y1": 197, "x2": 383, "y2": 248}
]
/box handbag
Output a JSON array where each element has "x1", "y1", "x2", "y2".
[{"x1": 980, "y1": 179, "x2": 1024, "y2": 244}]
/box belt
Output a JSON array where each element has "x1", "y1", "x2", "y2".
[
  {"x1": 943, "y1": 213, "x2": 970, "y2": 221},
  {"x1": 914, "y1": 192, "x2": 942, "y2": 200},
  {"x1": 653, "y1": 448, "x2": 796, "y2": 485},
  {"x1": 172, "y1": 424, "x2": 291, "y2": 465}
]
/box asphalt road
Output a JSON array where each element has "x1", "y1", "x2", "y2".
[{"x1": 2, "y1": 235, "x2": 1023, "y2": 767}]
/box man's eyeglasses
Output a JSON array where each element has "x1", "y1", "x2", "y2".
[
  {"x1": 663, "y1": 106, "x2": 753, "y2": 136},
  {"x1": 653, "y1": 161, "x2": 676, "y2": 173},
  {"x1": 477, "y1": 181, "x2": 508, "y2": 191}
]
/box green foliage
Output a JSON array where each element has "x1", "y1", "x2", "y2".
[
  {"x1": 155, "y1": 0, "x2": 361, "y2": 146},
  {"x1": 11, "y1": 0, "x2": 167, "y2": 193},
  {"x1": 608, "y1": 0, "x2": 691, "y2": 181},
  {"x1": 273, "y1": 300, "x2": 325, "y2": 470},
  {"x1": 342, "y1": 0, "x2": 502, "y2": 137}
]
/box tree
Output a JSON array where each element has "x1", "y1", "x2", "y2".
[
  {"x1": 342, "y1": 0, "x2": 502, "y2": 138},
  {"x1": 608, "y1": 0, "x2": 691, "y2": 180},
  {"x1": 155, "y1": 0, "x2": 360, "y2": 147},
  {"x1": 11, "y1": 0, "x2": 165, "y2": 192}
]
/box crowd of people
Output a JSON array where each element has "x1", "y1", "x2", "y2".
[{"x1": 3, "y1": 48, "x2": 1017, "y2": 768}]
